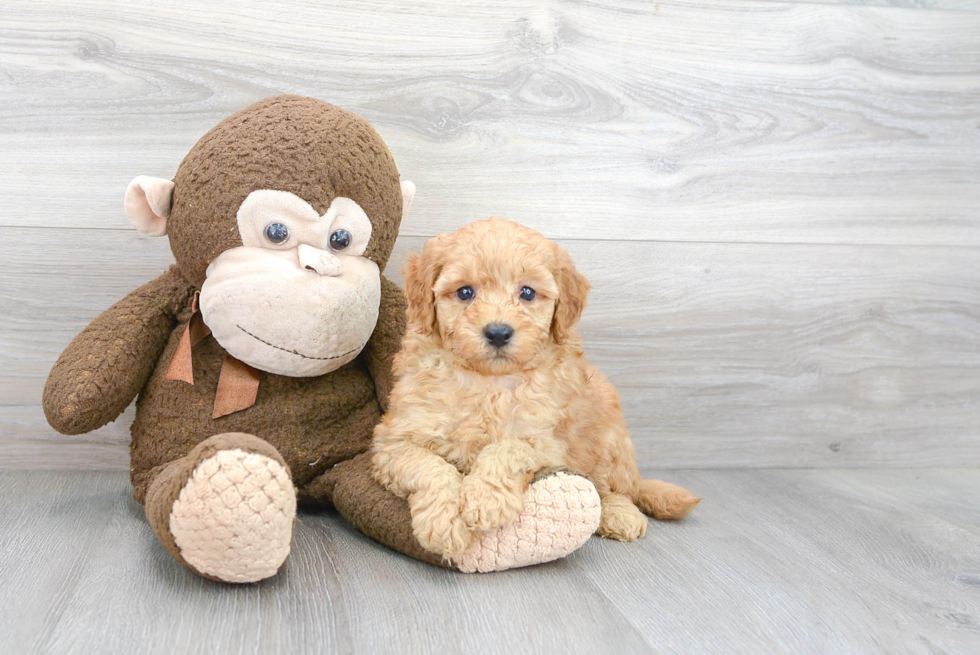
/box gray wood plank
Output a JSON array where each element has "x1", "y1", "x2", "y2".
[
  {"x1": 0, "y1": 472, "x2": 131, "y2": 654},
  {"x1": 4, "y1": 229, "x2": 978, "y2": 469},
  {"x1": 1, "y1": 469, "x2": 977, "y2": 654},
  {"x1": 830, "y1": 468, "x2": 980, "y2": 534},
  {"x1": 0, "y1": 405, "x2": 131, "y2": 471},
  {"x1": 0, "y1": 0, "x2": 978, "y2": 245},
  {"x1": 578, "y1": 468, "x2": 980, "y2": 654},
  {"x1": 774, "y1": 0, "x2": 980, "y2": 9}
]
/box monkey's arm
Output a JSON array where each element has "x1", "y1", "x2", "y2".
[
  {"x1": 362, "y1": 274, "x2": 408, "y2": 412},
  {"x1": 43, "y1": 265, "x2": 196, "y2": 435}
]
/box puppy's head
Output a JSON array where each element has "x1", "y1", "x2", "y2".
[{"x1": 404, "y1": 218, "x2": 590, "y2": 375}]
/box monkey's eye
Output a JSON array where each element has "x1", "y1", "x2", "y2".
[
  {"x1": 456, "y1": 286, "x2": 475, "y2": 302},
  {"x1": 264, "y1": 222, "x2": 290, "y2": 245},
  {"x1": 520, "y1": 286, "x2": 536, "y2": 301},
  {"x1": 330, "y1": 229, "x2": 352, "y2": 251}
]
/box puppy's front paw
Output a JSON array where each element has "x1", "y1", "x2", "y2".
[
  {"x1": 460, "y1": 475, "x2": 525, "y2": 532},
  {"x1": 409, "y1": 487, "x2": 474, "y2": 559}
]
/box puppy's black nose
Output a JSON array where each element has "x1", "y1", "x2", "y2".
[{"x1": 483, "y1": 323, "x2": 514, "y2": 349}]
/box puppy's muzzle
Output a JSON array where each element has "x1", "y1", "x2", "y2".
[{"x1": 483, "y1": 323, "x2": 514, "y2": 349}]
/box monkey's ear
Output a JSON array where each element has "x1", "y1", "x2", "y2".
[
  {"x1": 403, "y1": 234, "x2": 445, "y2": 337},
  {"x1": 550, "y1": 245, "x2": 591, "y2": 345},
  {"x1": 400, "y1": 181, "x2": 416, "y2": 223},
  {"x1": 124, "y1": 176, "x2": 175, "y2": 236}
]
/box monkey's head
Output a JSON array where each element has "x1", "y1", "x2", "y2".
[{"x1": 123, "y1": 95, "x2": 414, "y2": 377}]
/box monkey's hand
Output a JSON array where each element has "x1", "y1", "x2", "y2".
[{"x1": 43, "y1": 266, "x2": 195, "y2": 435}]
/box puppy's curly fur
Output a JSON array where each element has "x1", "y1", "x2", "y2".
[{"x1": 372, "y1": 219, "x2": 700, "y2": 559}]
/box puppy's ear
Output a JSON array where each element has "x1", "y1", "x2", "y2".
[
  {"x1": 550, "y1": 245, "x2": 591, "y2": 344},
  {"x1": 403, "y1": 236, "x2": 446, "y2": 336}
]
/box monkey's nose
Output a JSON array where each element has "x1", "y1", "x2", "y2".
[
  {"x1": 298, "y1": 244, "x2": 343, "y2": 277},
  {"x1": 483, "y1": 323, "x2": 514, "y2": 349}
]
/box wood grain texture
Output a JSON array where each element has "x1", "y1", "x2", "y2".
[
  {"x1": 0, "y1": 469, "x2": 977, "y2": 654},
  {"x1": 0, "y1": 0, "x2": 978, "y2": 245},
  {"x1": 782, "y1": 0, "x2": 980, "y2": 10},
  {"x1": 0, "y1": 406, "x2": 132, "y2": 471},
  {"x1": 4, "y1": 229, "x2": 978, "y2": 469},
  {"x1": 1, "y1": 0, "x2": 979, "y2": 469}
]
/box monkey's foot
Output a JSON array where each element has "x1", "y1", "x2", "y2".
[
  {"x1": 452, "y1": 470, "x2": 601, "y2": 573},
  {"x1": 145, "y1": 433, "x2": 296, "y2": 583}
]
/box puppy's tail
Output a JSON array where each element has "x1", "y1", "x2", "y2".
[{"x1": 634, "y1": 478, "x2": 701, "y2": 520}]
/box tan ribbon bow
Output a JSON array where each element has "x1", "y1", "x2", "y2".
[{"x1": 164, "y1": 291, "x2": 261, "y2": 419}]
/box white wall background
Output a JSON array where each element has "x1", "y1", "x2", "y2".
[{"x1": 1, "y1": 0, "x2": 978, "y2": 469}]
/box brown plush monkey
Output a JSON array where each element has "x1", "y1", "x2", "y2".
[{"x1": 43, "y1": 96, "x2": 600, "y2": 582}]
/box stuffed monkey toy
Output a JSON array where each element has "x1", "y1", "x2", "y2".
[{"x1": 43, "y1": 95, "x2": 601, "y2": 582}]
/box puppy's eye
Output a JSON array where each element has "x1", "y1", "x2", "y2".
[
  {"x1": 520, "y1": 286, "x2": 536, "y2": 301},
  {"x1": 456, "y1": 286, "x2": 475, "y2": 301},
  {"x1": 265, "y1": 222, "x2": 290, "y2": 245},
  {"x1": 330, "y1": 229, "x2": 352, "y2": 251}
]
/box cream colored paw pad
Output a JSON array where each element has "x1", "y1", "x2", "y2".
[
  {"x1": 453, "y1": 472, "x2": 601, "y2": 573},
  {"x1": 169, "y1": 448, "x2": 296, "y2": 583}
]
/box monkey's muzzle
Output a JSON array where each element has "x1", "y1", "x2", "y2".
[{"x1": 199, "y1": 246, "x2": 381, "y2": 377}]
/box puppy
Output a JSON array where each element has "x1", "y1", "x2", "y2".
[{"x1": 372, "y1": 218, "x2": 700, "y2": 559}]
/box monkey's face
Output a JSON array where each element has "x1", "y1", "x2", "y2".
[
  {"x1": 198, "y1": 191, "x2": 381, "y2": 377},
  {"x1": 123, "y1": 96, "x2": 414, "y2": 378}
]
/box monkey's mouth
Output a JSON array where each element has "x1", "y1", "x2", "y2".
[{"x1": 236, "y1": 325, "x2": 366, "y2": 361}]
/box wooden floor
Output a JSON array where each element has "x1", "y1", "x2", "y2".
[{"x1": 1, "y1": 469, "x2": 977, "y2": 655}]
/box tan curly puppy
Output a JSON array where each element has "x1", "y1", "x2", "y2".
[{"x1": 372, "y1": 218, "x2": 700, "y2": 560}]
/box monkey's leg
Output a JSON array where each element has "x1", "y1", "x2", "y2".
[
  {"x1": 143, "y1": 433, "x2": 296, "y2": 583},
  {"x1": 303, "y1": 453, "x2": 602, "y2": 573}
]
